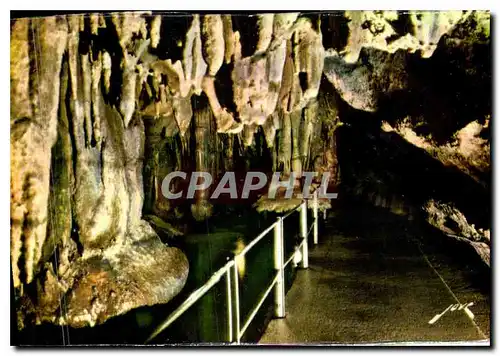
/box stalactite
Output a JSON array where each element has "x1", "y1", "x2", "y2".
[
  {"x1": 301, "y1": 99, "x2": 318, "y2": 171},
  {"x1": 278, "y1": 112, "x2": 292, "y2": 174},
  {"x1": 287, "y1": 72, "x2": 302, "y2": 114},
  {"x1": 255, "y1": 14, "x2": 274, "y2": 54},
  {"x1": 10, "y1": 18, "x2": 30, "y2": 290},
  {"x1": 323, "y1": 53, "x2": 378, "y2": 112},
  {"x1": 222, "y1": 15, "x2": 235, "y2": 63},
  {"x1": 172, "y1": 95, "x2": 194, "y2": 136},
  {"x1": 111, "y1": 12, "x2": 148, "y2": 52},
  {"x1": 82, "y1": 39, "x2": 93, "y2": 145},
  {"x1": 340, "y1": 10, "x2": 470, "y2": 64},
  {"x1": 268, "y1": 41, "x2": 287, "y2": 84},
  {"x1": 278, "y1": 39, "x2": 294, "y2": 113},
  {"x1": 290, "y1": 110, "x2": 302, "y2": 176},
  {"x1": 150, "y1": 15, "x2": 162, "y2": 49},
  {"x1": 91, "y1": 51, "x2": 103, "y2": 148},
  {"x1": 89, "y1": 13, "x2": 102, "y2": 35},
  {"x1": 10, "y1": 16, "x2": 68, "y2": 289},
  {"x1": 102, "y1": 51, "x2": 112, "y2": 95},
  {"x1": 191, "y1": 99, "x2": 214, "y2": 221},
  {"x1": 294, "y1": 18, "x2": 325, "y2": 102},
  {"x1": 232, "y1": 55, "x2": 270, "y2": 125},
  {"x1": 10, "y1": 18, "x2": 31, "y2": 121},
  {"x1": 201, "y1": 15, "x2": 225, "y2": 76},
  {"x1": 68, "y1": 14, "x2": 107, "y2": 250}
]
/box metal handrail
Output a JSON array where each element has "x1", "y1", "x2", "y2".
[
  {"x1": 239, "y1": 273, "x2": 279, "y2": 339},
  {"x1": 237, "y1": 221, "x2": 278, "y2": 257},
  {"x1": 281, "y1": 203, "x2": 302, "y2": 220},
  {"x1": 146, "y1": 190, "x2": 320, "y2": 344},
  {"x1": 146, "y1": 260, "x2": 236, "y2": 343}
]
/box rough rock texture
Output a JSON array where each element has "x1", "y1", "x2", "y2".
[
  {"x1": 340, "y1": 11, "x2": 469, "y2": 63},
  {"x1": 10, "y1": 10, "x2": 491, "y2": 331},
  {"x1": 322, "y1": 10, "x2": 490, "y2": 266},
  {"x1": 424, "y1": 200, "x2": 490, "y2": 266},
  {"x1": 381, "y1": 118, "x2": 490, "y2": 187},
  {"x1": 11, "y1": 17, "x2": 68, "y2": 291},
  {"x1": 11, "y1": 14, "x2": 189, "y2": 330}
]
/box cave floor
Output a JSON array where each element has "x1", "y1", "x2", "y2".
[{"x1": 259, "y1": 212, "x2": 490, "y2": 345}]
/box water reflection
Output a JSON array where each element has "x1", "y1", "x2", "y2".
[{"x1": 234, "y1": 237, "x2": 246, "y2": 280}]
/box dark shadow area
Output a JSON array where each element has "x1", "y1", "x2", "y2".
[
  {"x1": 377, "y1": 37, "x2": 491, "y2": 146},
  {"x1": 331, "y1": 198, "x2": 490, "y2": 294},
  {"x1": 213, "y1": 62, "x2": 238, "y2": 116},
  {"x1": 231, "y1": 15, "x2": 259, "y2": 58},
  {"x1": 320, "y1": 11, "x2": 350, "y2": 52},
  {"x1": 335, "y1": 113, "x2": 490, "y2": 230},
  {"x1": 153, "y1": 15, "x2": 194, "y2": 62}
]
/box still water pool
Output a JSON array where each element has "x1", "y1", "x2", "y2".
[
  {"x1": 16, "y1": 208, "x2": 303, "y2": 345},
  {"x1": 145, "y1": 209, "x2": 301, "y2": 344}
]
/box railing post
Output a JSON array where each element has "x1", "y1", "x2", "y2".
[
  {"x1": 300, "y1": 201, "x2": 309, "y2": 269},
  {"x1": 313, "y1": 189, "x2": 319, "y2": 245},
  {"x1": 225, "y1": 266, "x2": 233, "y2": 343},
  {"x1": 232, "y1": 263, "x2": 241, "y2": 343},
  {"x1": 273, "y1": 218, "x2": 285, "y2": 318}
]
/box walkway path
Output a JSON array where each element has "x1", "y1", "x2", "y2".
[{"x1": 259, "y1": 211, "x2": 490, "y2": 345}]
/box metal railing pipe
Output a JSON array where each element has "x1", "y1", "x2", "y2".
[
  {"x1": 233, "y1": 262, "x2": 241, "y2": 343},
  {"x1": 273, "y1": 217, "x2": 286, "y2": 318},
  {"x1": 300, "y1": 201, "x2": 309, "y2": 269},
  {"x1": 226, "y1": 266, "x2": 233, "y2": 343},
  {"x1": 239, "y1": 274, "x2": 279, "y2": 338},
  {"x1": 146, "y1": 260, "x2": 234, "y2": 343},
  {"x1": 146, "y1": 192, "x2": 321, "y2": 344},
  {"x1": 313, "y1": 190, "x2": 319, "y2": 244},
  {"x1": 237, "y1": 222, "x2": 277, "y2": 257}
]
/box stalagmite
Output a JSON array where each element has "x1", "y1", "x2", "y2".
[
  {"x1": 270, "y1": 13, "x2": 300, "y2": 50},
  {"x1": 12, "y1": 13, "x2": 190, "y2": 328},
  {"x1": 263, "y1": 111, "x2": 280, "y2": 149},
  {"x1": 183, "y1": 15, "x2": 208, "y2": 95},
  {"x1": 242, "y1": 124, "x2": 258, "y2": 147},
  {"x1": 222, "y1": 15, "x2": 235, "y2": 63}
]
